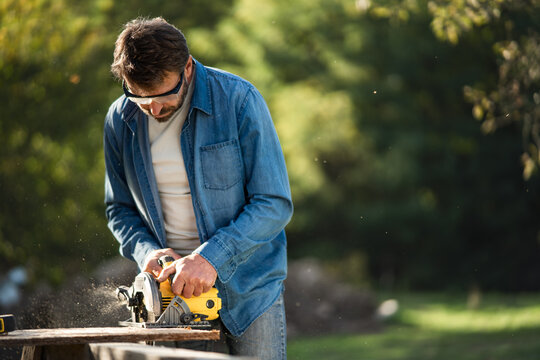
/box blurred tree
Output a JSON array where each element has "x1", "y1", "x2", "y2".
[
  {"x1": 359, "y1": 0, "x2": 540, "y2": 290},
  {"x1": 0, "y1": 0, "x2": 111, "y2": 285},
  {"x1": 188, "y1": 0, "x2": 540, "y2": 291},
  {"x1": 371, "y1": 0, "x2": 540, "y2": 178}
]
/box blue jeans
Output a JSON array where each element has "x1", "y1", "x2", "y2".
[{"x1": 175, "y1": 293, "x2": 287, "y2": 359}]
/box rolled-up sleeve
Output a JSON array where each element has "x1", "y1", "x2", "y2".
[{"x1": 104, "y1": 105, "x2": 160, "y2": 269}]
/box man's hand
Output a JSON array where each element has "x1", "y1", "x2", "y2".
[
  {"x1": 142, "y1": 248, "x2": 182, "y2": 277},
  {"x1": 157, "y1": 253, "x2": 217, "y2": 298}
]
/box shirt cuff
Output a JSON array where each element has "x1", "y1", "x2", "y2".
[{"x1": 193, "y1": 237, "x2": 236, "y2": 283}]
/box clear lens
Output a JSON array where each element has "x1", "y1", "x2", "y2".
[
  {"x1": 128, "y1": 93, "x2": 179, "y2": 105},
  {"x1": 128, "y1": 97, "x2": 152, "y2": 105}
]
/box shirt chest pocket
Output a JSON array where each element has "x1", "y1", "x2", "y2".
[{"x1": 200, "y1": 139, "x2": 243, "y2": 190}]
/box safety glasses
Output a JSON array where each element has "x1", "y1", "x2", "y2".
[{"x1": 123, "y1": 71, "x2": 184, "y2": 105}]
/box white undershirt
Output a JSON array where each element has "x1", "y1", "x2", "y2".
[{"x1": 148, "y1": 77, "x2": 198, "y2": 256}]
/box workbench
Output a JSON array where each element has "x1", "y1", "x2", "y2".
[{"x1": 0, "y1": 326, "x2": 240, "y2": 360}]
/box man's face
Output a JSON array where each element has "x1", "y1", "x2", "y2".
[{"x1": 126, "y1": 71, "x2": 189, "y2": 123}]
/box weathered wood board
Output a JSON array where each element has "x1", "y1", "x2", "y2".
[
  {"x1": 0, "y1": 327, "x2": 220, "y2": 346},
  {"x1": 89, "y1": 342, "x2": 255, "y2": 360}
]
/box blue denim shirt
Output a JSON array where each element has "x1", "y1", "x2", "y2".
[{"x1": 103, "y1": 59, "x2": 293, "y2": 337}]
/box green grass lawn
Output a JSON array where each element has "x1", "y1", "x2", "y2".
[{"x1": 287, "y1": 292, "x2": 540, "y2": 360}]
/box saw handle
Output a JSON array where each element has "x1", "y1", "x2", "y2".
[{"x1": 158, "y1": 255, "x2": 176, "y2": 285}]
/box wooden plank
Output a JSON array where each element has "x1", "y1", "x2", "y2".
[
  {"x1": 0, "y1": 327, "x2": 220, "y2": 347},
  {"x1": 89, "y1": 342, "x2": 256, "y2": 360}
]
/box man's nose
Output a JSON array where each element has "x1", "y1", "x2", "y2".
[{"x1": 149, "y1": 101, "x2": 163, "y2": 116}]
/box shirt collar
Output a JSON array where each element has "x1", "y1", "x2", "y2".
[
  {"x1": 189, "y1": 58, "x2": 212, "y2": 116},
  {"x1": 124, "y1": 57, "x2": 212, "y2": 129}
]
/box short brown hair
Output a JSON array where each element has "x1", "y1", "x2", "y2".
[{"x1": 111, "y1": 17, "x2": 189, "y2": 89}]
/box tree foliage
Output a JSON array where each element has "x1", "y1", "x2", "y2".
[
  {"x1": 369, "y1": 0, "x2": 540, "y2": 178},
  {"x1": 1, "y1": 0, "x2": 539, "y2": 291}
]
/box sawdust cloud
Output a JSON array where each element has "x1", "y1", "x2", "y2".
[
  {"x1": 16, "y1": 257, "x2": 138, "y2": 329},
  {"x1": 18, "y1": 280, "x2": 131, "y2": 329}
]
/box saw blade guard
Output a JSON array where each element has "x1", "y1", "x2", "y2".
[{"x1": 132, "y1": 272, "x2": 162, "y2": 322}]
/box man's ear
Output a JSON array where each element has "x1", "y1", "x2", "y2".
[{"x1": 185, "y1": 55, "x2": 194, "y2": 81}]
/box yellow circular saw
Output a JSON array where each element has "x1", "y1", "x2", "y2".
[{"x1": 116, "y1": 256, "x2": 221, "y2": 329}]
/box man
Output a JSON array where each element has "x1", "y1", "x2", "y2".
[{"x1": 103, "y1": 17, "x2": 292, "y2": 359}]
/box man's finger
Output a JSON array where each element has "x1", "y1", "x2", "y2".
[
  {"x1": 156, "y1": 264, "x2": 176, "y2": 282},
  {"x1": 202, "y1": 284, "x2": 212, "y2": 294},
  {"x1": 143, "y1": 261, "x2": 162, "y2": 278},
  {"x1": 192, "y1": 287, "x2": 203, "y2": 297},
  {"x1": 151, "y1": 267, "x2": 162, "y2": 278},
  {"x1": 171, "y1": 274, "x2": 185, "y2": 296},
  {"x1": 182, "y1": 283, "x2": 195, "y2": 299}
]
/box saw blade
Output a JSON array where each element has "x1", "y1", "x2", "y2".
[{"x1": 132, "y1": 272, "x2": 161, "y2": 322}]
